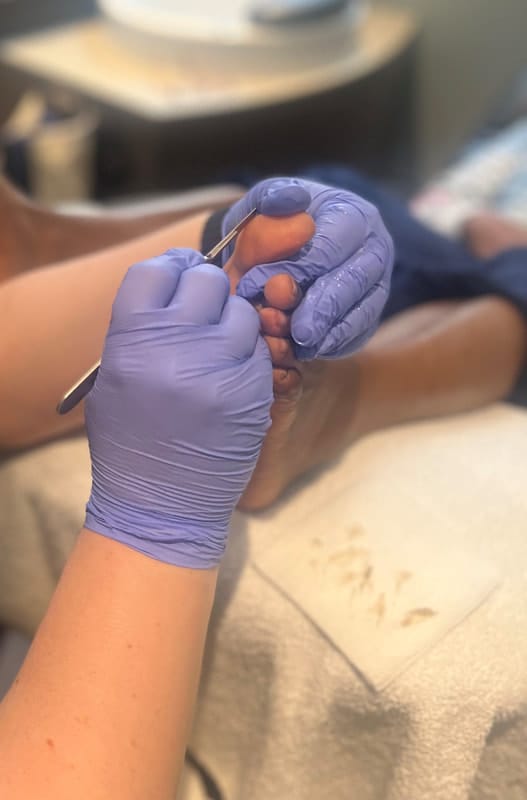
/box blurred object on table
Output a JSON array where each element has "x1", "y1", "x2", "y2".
[
  {"x1": 0, "y1": 0, "x2": 96, "y2": 39},
  {"x1": 2, "y1": 91, "x2": 99, "y2": 203},
  {"x1": 98, "y1": 0, "x2": 369, "y2": 76},
  {"x1": 0, "y1": 7, "x2": 416, "y2": 196}
]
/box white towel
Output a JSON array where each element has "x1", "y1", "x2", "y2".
[
  {"x1": 255, "y1": 476, "x2": 500, "y2": 690},
  {"x1": 2, "y1": 404, "x2": 527, "y2": 799}
]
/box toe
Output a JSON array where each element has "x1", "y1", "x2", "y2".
[
  {"x1": 224, "y1": 212, "x2": 315, "y2": 291},
  {"x1": 263, "y1": 274, "x2": 301, "y2": 311},
  {"x1": 273, "y1": 367, "x2": 302, "y2": 399},
  {"x1": 265, "y1": 336, "x2": 297, "y2": 368},
  {"x1": 259, "y1": 307, "x2": 291, "y2": 337}
]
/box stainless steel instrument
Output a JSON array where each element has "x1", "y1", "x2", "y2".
[{"x1": 56, "y1": 207, "x2": 257, "y2": 415}]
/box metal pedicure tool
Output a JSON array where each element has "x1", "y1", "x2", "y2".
[{"x1": 56, "y1": 207, "x2": 258, "y2": 415}]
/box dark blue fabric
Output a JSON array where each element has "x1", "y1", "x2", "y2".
[{"x1": 259, "y1": 165, "x2": 527, "y2": 321}]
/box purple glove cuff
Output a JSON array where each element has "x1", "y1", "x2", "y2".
[{"x1": 85, "y1": 497, "x2": 229, "y2": 569}]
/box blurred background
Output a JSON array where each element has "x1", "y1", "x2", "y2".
[
  {"x1": 2, "y1": 1, "x2": 527, "y2": 784},
  {"x1": 1, "y1": 0, "x2": 527, "y2": 211}
]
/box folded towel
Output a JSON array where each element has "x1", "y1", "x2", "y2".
[
  {"x1": 255, "y1": 475, "x2": 500, "y2": 690},
  {"x1": 3, "y1": 404, "x2": 527, "y2": 799}
]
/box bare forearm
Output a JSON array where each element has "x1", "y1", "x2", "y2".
[
  {"x1": 0, "y1": 211, "x2": 210, "y2": 450},
  {"x1": 0, "y1": 530, "x2": 216, "y2": 800}
]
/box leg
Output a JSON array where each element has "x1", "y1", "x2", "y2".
[
  {"x1": 191, "y1": 205, "x2": 527, "y2": 510},
  {"x1": 0, "y1": 174, "x2": 242, "y2": 281},
  {"x1": 0, "y1": 210, "x2": 211, "y2": 448},
  {"x1": 357, "y1": 296, "x2": 527, "y2": 431},
  {"x1": 2, "y1": 191, "x2": 525, "y2": 509},
  {"x1": 0, "y1": 210, "x2": 314, "y2": 451},
  {"x1": 230, "y1": 169, "x2": 527, "y2": 509},
  {"x1": 237, "y1": 295, "x2": 527, "y2": 510},
  {"x1": 463, "y1": 213, "x2": 527, "y2": 259}
]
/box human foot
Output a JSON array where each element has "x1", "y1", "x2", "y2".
[
  {"x1": 462, "y1": 213, "x2": 527, "y2": 259},
  {"x1": 225, "y1": 212, "x2": 363, "y2": 511}
]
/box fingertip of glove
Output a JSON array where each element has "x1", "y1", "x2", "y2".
[
  {"x1": 235, "y1": 273, "x2": 261, "y2": 300},
  {"x1": 164, "y1": 247, "x2": 204, "y2": 265},
  {"x1": 260, "y1": 181, "x2": 311, "y2": 216},
  {"x1": 291, "y1": 317, "x2": 318, "y2": 349}
]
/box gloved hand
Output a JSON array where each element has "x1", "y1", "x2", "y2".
[
  {"x1": 222, "y1": 177, "x2": 394, "y2": 359},
  {"x1": 85, "y1": 249, "x2": 273, "y2": 569}
]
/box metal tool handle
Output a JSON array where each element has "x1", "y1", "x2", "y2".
[{"x1": 56, "y1": 208, "x2": 257, "y2": 414}]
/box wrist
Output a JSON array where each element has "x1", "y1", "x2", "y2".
[{"x1": 85, "y1": 492, "x2": 231, "y2": 569}]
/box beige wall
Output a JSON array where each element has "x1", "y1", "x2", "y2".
[{"x1": 375, "y1": 0, "x2": 527, "y2": 178}]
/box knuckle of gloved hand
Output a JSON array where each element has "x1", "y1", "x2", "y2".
[
  {"x1": 130, "y1": 256, "x2": 175, "y2": 286},
  {"x1": 376, "y1": 234, "x2": 395, "y2": 275},
  {"x1": 356, "y1": 200, "x2": 388, "y2": 242},
  {"x1": 366, "y1": 231, "x2": 393, "y2": 270},
  {"x1": 347, "y1": 259, "x2": 371, "y2": 296},
  {"x1": 128, "y1": 257, "x2": 155, "y2": 274},
  {"x1": 361, "y1": 299, "x2": 376, "y2": 328},
  {"x1": 373, "y1": 214, "x2": 393, "y2": 249},
  {"x1": 305, "y1": 185, "x2": 337, "y2": 214},
  {"x1": 361, "y1": 197, "x2": 378, "y2": 219},
  {"x1": 178, "y1": 375, "x2": 231, "y2": 426},
  {"x1": 101, "y1": 344, "x2": 136, "y2": 391}
]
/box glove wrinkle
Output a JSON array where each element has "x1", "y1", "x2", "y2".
[{"x1": 85, "y1": 251, "x2": 272, "y2": 568}]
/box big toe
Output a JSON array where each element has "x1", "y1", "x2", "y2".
[
  {"x1": 263, "y1": 273, "x2": 301, "y2": 311},
  {"x1": 225, "y1": 212, "x2": 315, "y2": 293}
]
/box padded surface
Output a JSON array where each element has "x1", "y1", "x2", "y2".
[{"x1": 2, "y1": 405, "x2": 527, "y2": 798}]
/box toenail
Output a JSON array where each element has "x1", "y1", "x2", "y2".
[{"x1": 288, "y1": 276, "x2": 299, "y2": 296}]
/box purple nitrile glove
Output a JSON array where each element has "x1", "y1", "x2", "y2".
[
  {"x1": 222, "y1": 177, "x2": 394, "y2": 359},
  {"x1": 84, "y1": 248, "x2": 273, "y2": 569}
]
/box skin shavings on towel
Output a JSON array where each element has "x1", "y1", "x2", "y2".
[{"x1": 400, "y1": 608, "x2": 437, "y2": 627}]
